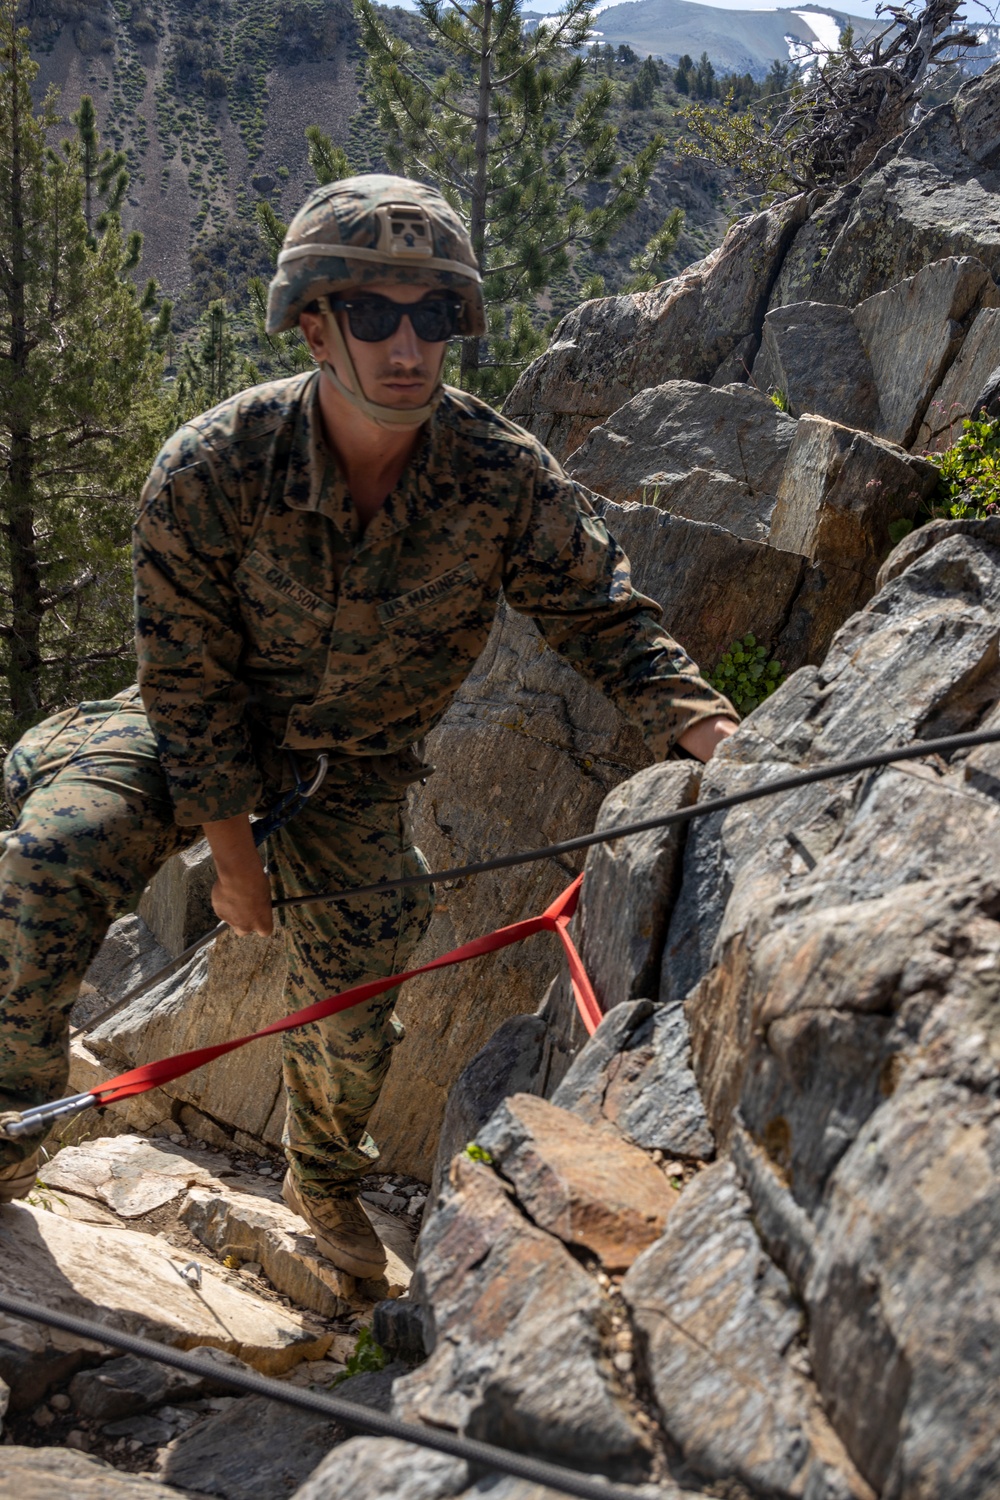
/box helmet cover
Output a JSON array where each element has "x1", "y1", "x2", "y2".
[{"x1": 266, "y1": 173, "x2": 485, "y2": 336}]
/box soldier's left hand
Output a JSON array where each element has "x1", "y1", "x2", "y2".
[{"x1": 676, "y1": 716, "x2": 738, "y2": 762}]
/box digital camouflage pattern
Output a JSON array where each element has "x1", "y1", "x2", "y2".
[
  {"x1": 2, "y1": 360, "x2": 733, "y2": 1182},
  {"x1": 0, "y1": 688, "x2": 432, "y2": 1183},
  {"x1": 266, "y1": 174, "x2": 486, "y2": 337},
  {"x1": 134, "y1": 369, "x2": 735, "y2": 828}
]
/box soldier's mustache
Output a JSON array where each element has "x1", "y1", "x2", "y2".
[{"x1": 377, "y1": 363, "x2": 432, "y2": 380}]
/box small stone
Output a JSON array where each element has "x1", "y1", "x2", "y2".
[
  {"x1": 361, "y1": 1191, "x2": 395, "y2": 1209},
  {"x1": 169, "y1": 1134, "x2": 184, "y2": 1144},
  {"x1": 32, "y1": 1403, "x2": 55, "y2": 1427},
  {"x1": 241, "y1": 1262, "x2": 262, "y2": 1277},
  {"x1": 50, "y1": 1393, "x2": 72, "y2": 1412},
  {"x1": 66, "y1": 1429, "x2": 90, "y2": 1450},
  {"x1": 407, "y1": 1195, "x2": 427, "y2": 1215},
  {"x1": 613, "y1": 1350, "x2": 633, "y2": 1373}
]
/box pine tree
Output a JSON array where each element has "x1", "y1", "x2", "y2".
[
  {"x1": 0, "y1": 4, "x2": 164, "y2": 749},
  {"x1": 174, "y1": 298, "x2": 257, "y2": 419},
  {"x1": 353, "y1": 0, "x2": 667, "y2": 397}
]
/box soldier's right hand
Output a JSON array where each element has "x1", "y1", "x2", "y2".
[
  {"x1": 202, "y1": 814, "x2": 274, "y2": 938},
  {"x1": 211, "y1": 868, "x2": 274, "y2": 938}
]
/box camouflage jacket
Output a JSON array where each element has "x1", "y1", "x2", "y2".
[{"x1": 134, "y1": 372, "x2": 733, "y2": 825}]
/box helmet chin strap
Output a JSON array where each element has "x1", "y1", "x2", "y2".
[{"x1": 318, "y1": 299, "x2": 442, "y2": 430}]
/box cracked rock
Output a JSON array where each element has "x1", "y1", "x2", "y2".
[
  {"x1": 395, "y1": 1155, "x2": 651, "y2": 1479},
  {"x1": 622, "y1": 1161, "x2": 873, "y2": 1500},
  {"x1": 477, "y1": 1093, "x2": 677, "y2": 1271}
]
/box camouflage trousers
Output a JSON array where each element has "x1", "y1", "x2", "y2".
[{"x1": 0, "y1": 691, "x2": 433, "y2": 1199}]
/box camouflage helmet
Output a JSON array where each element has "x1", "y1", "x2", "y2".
[{"x1": 266, "y1": 174, "x2": 485, "y2": 336}]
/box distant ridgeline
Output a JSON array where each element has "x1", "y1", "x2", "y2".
[
  {"x1": 20, "y1": 0, "x2": 735, "y2": 333},
  {"x1": 21, "y1": 0, "x2": 995, "y2": 343}
]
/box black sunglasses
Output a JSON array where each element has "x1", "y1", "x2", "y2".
[{"x1": 327, "y1": 293, "x2": 462, "y2": 344}]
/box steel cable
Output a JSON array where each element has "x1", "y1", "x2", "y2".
[
  {"x1": 82, "y1": 725, "x2": 1000, "y2": 1035},
  {"x1": 0, "y1": 1292, "x2": 658, "y2": 1500}
]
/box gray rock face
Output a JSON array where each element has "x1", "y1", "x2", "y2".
[
  {"x1": 772, "y1": 67, "x2": 1000, "y2": 311},
  {"x1": 74, "y1": 912, "x2": 170, "y2": 1032},
  {"x1": 291, "y1": 1437, "x2": 467, "y2": 1500},
  {"x1": 159, "y1": 1366, "x2": 400, "y2": 1500},
  {"x1": 598, "y1": 501, "x2": 806, "y2": 672},
  {"x1": 506, "y1": 67, "x2": 999, "y2": 467},
  {"x1": 565, "y1": 381, "x2": 797, "y2": 540},
  {"x1": 671, "y1": 528, "x2": 1000, "y2": 1492},
  {"x1": 853, "y1": 255, "x2": 996, "y2": 447},
  {"x1": 396, "y1": 1155, "x2": 651, "y2": 1479},
  {"x1": 137, "y1": 836, "x2": 216, "y2": 959},
  {"x1": 769, "y1": 416, "x2": 938, "y2": 581},
  {"x1": 553, "y1": 1000, "x2": 714, "y2": 1162},
  {"x1": 916, "y1": 305, "x2": 1000, "y2": 450},
  {"x1": 476, "y1": 1092, "x2": 678, "y2": 1271},
  {"x1": 623, "y1": 1161, "x2": 872, "y2": 1500},
  {"x1": 506, "y1": 193, "x2": 811, "y2": 459},
  {"x1": 754, "y1": 258, "x2": 997, "y2": 449},
  {"x1": 569, "y1": 761, "x2": 701, "y2": 1012},
  {"x1": 429, "y1": 1013, "x2": 551, "y2": 1206},
  {"x1": 68, "y1": 1350, "x2": 237, "y2": 1421},
  {"x1": 87, "y1": 925, "x2": 289, "y2": 1148},
  {"x1": 752, "y1": 301, "x2": 881, "y2": 432}
]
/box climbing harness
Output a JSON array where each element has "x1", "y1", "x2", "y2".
[
  {"x1": 4, "y1": 725, "x2": 1000, "y2": 1143},
  {"x1": 0, "y1": 1292, "x2": 653, "y2": 1500},
  {"x1": 252, "y1": 752, "x2": 330, "y2": 846}
]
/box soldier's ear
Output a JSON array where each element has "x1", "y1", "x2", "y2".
[{"x1": 299, "y1": 309, "x2": 326, "y2": 362}]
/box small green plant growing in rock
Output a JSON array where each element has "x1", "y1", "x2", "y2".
[
  {"x1": 770, "y1": 388, "x2": 789, "y2": 413},
  {"x1": 929, "y1": 412, "x2": 1000, "y2": 520},
  {"x1": 709, "y1": 633, "x2": 785, "y2": 714},
  {"x1": 26, "y1": 1179, "x2": 66, "y2": 1214},
  {"x1": 332, "y1": 1327, "x2": 387, "y2": 1385},
  {"x1": 463, "y1": 1142, "x2": 493, "y2": 1165}
]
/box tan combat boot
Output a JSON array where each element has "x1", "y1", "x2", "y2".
[
  {"x1": 0, "y1": 1149, "x2": 40, "y2": 1204},
  {"x1": 281, "y1": 1172, "x2": 387, "y2": 1280}
]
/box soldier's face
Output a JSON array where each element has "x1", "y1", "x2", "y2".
[{"x1": 302, "y1": 282, "x2": 448, "y2": 410}]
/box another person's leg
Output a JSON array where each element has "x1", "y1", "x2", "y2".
[
  {"x1": 268, "y1": 767, "x2": 432, "y2": 1275},
  {"x1": 0, "y1": 693, "x2": 192, "y2": 1189}
]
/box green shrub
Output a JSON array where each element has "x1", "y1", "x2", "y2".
[
  {"x1": 332, "y1": 1327, "x2": 387, "y2": 1385},
  {"x1": 709, "y1": 633, "x2": 785, "y2": 715},
  {"x1": 929, "y1": 413, "x2": 1000, "y2": 519}
]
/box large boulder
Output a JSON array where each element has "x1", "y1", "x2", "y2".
[
  {"x1": 395, "y1": 1154, "x2": 653, "y2": 1479},
  {"x1": 754, "y1": 258, "x2": 999, "y2": 448},
  {"x1": 505, "y1": 65, "x2": 1000, "y2": 466},
  {"x1": 564, "y1": 381, "x2": 797, "y2": 541}
]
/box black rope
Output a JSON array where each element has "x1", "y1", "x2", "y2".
[
  {"x1": 81, "y1": 726, "x2": 1000, "y2": 1034},
  {"x1": 0, "y1": 1292, "x2": 652, "y2": 1500}
]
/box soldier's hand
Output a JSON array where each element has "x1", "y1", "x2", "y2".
[
  {"x1": 677, "y1": 715, "x2": 739, "y2": 763},
  {"x1": 211, "y1": 866, "x2": 274, "y2": 938},
  {"x1": 202, "y1": 813, "x2": 274, "y2": 938}
]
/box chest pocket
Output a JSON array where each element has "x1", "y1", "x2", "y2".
[
  {"x1": 378, "y1": 560, "x2": 489, "y2": 686},
  {"x1": 234, "y1": 547, "x2": 336, "y2": 675}
]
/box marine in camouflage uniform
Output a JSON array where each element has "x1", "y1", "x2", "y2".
[{"x1": 0, "y1": 175, "x2": 735, "y2": 1269}]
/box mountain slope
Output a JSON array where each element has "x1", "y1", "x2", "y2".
[{"x1": 590, "y1": 0, "x2": 877, "y2": 74}]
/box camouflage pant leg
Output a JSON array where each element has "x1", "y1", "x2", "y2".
[
  {"x1": 0, "y1": 695, "x2": 190, "y2": 1163},
  {"x1": 269, "y1": 773, "x2": 433, "y2": 1199}
]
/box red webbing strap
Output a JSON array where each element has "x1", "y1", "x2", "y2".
[{"x1": 91, "y1": 876, "x2": 601, "y2": 1107}]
